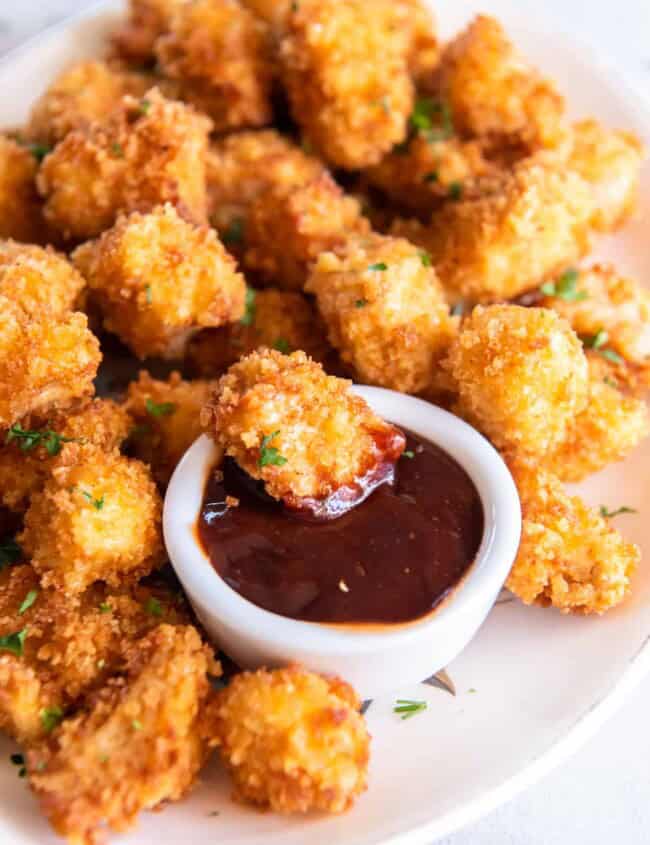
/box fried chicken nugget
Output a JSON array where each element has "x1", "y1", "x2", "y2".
[
  {"x1": 207, "y1": 666, "x2": 369, "y2": 813},
  {"x1": 20, "y1": 444, "x2": 163, "y2": 594},
  {"x1": 435, "y1": 15, "x2": 564, "y2": 149},
  {"x1": 241, "y1": 0, "x2": 290, "y2": 31},
  {"x1": 306, "y1": 233, "x2": 457, "y2": 394},
  {"x1": 111, "y1": 0, "x2": 184, "y2": 63},
  {"x1": 280, "y1": 0, "x2": 414, "y2": 168},
  {"x1": 0, "y1": 297, "x2": 100, "y2": 428},
  {"x1": 244, "y1": 174, "x2": 370, "y2": 290},
  {"x1": 0, "y1": 565, "x2": 191, "y2": 743},
  {"x1": 0, "y1": 136, "x2": 47, "y2": 244},
  {"x1": 395, "y1": 0, "x2": 440, "y2": 84},
  {"x1": 446, "y1": 305, "x2": 589, "y2": 456},
  {"x1": 0, "y1": 240, "x2": 85, "y2": 317},
  {"x1": 27, "y1": 624, "x2": 217, "y2": 845},
  {"x1": 506, "y1": 460, "x2": 639, "y2": 613},
  {"x1": 38, "y1": 88, "x2": 212, "y2": 241},
  {"x1": 73, "y1": 203, "x2": 246, "y2": 359},
  {"x1": 202, "y1": 349, "x2": 405, "y2": 507}
]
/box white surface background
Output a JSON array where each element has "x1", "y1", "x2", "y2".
[{"x1": 0, "y1": 1, "x2": 649, "y2": 843}]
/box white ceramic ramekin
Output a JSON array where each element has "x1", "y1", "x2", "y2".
[{"x1": 163, "y1": 386, "x2": 521, "y2": 699}]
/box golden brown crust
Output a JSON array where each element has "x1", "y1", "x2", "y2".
[
  {"x1": 394, "y1": 0, "x2": 440, "y2": 84},
  {"x1": 111, "y1": 0, "x2": 184, "y2": 63},
  {"x1": 0, "y1": 136, "x2": 48, "y2": 244},
  {"x1": 0, "y1": 240, "x2": 85, "y2": 317}
]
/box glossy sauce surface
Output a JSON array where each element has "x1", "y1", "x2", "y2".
[{"x1": 197, "y1": 432, "x2": 483, "y2": 625}]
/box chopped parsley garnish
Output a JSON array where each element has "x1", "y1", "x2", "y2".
[
  {"x1": 240, "y1": 287, "x2": 256, "y2": 326},
  {"x1": 418, "y1": 250, "x2": 432, "y2": 268},
  {"x1": 540, "y1": 268, "x2": 586, "y2": 302},
  {"x1": 258, "y1": 431, "x2": 287, "y2": 468},
  {"x1": 111, "y1": 142, "x2": 124, "y2": 157},
  {"x1": 410, "y1": 98, "x2": 454, "y2": 141},
  {"x1": 603, "y1": 376, "x2": 619, "y2": 389},
  {"x1": 448, "y1": 181, "x2": 463, "y2": 200},
  {"x1": 580, "y1": 330, "x2": 623, "y2": 364},
  {"x1": 272, "y1": 337, "x2": 291, "y2": 354},
  {"x1": 132, "y1": 719, "x2": 143, "y2": 731},
  {"x1": 81, "y1": 491, "x2": 105, "y2": 511},
  {"x1": 6, "y1": 424, "x2": 76, "y2": 456},
  {"x1": 145, "y1": 597, "x2": 163, "y2": 617},
  {"x1": 145, "y1": 398, "x2": 176, "y2": 418},
  {"x1": 0, "y1": 627, "x2": 27, "y2": 657},
  {"x1": 424, "y1": 171, "x2": 438, "y2": 183},
  {"x1": 139, "y1": 98, "x2": 151, "y2": 115},
  {"x1": 403, "y1": 450, "x2": 415, "y2": 459},
  {"x1": 222, "y1": 217, "x2": 245, "y2": 246},
  {"x1": 18, "y1": 590, "x2": 38, "y2": 615},
  {"x1": 451, "y1": 302, "x2": 465, "y2": 317},
  {"x1": 393, "y1": 699, "x2": 427, "y2": 720},
  {"x1": 355, "y1": 298, "x2": 368, "y2": 308},
  {"x1": 145, "y1": 283, "x2": 152, "y2": 304},
  {"x1": 0, "y1": 538, "x2": 21, "y2": 571},
  {"x1": 27, "y1": 142, "x2": 52, "y2": 163},
  {"x1": 368, "y1": 262, "x2": 388, "y2": 272},
  {"x1": 10, "y1": 752, "x2": 26, "y2": 777},
  {"x1": 41, "y1": 706, "x2": 64, "y2": 734},
  {"x1": 98, "y1": 602, "x2": 112, "y2": 614},
  {"x1": 599, "y1": 505, "x2": 637, "y2": 518}
]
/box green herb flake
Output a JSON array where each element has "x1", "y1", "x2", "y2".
[
  {"x1": 98, "y1": 602, "x2": 112, "y2": 614},
  {"x1": 27, "y1": 142, "x2": 52, "y2": 163},
  {"x1": 132, "y1": 719, "x2": 143, "y2": 731},
  {"x1": 6, "y1": 424, "x2": 76, "y2": 456},
  {"x1": 139, "y1": 98, "x2": 151, "y2": 115},
  {"x1": 403, "y1": 450, "x2": 415, "y2": 459},
  {"x1": 355, "y1": 298, "x2": 368, "y2": 308},
  {"x1": 258, "y1": 431, "x2": 287, "y2": 468},
  {"x1": 145, "y1": 398, "x2": 176, "y2": 418},
  {"x1": 41, "y1": 706, "x2": 64, "y2": 734},
  {"x1": 418, "y1": 250, "x2": 432, "y2": 268},
  {"x1": 240, "y1": 287, "x2": 256, "y2": 326},
  {"x1": 368, "y1": 262, "x2": 388, "y2": 272},
  {"x1": 580, "y1": 330, "x2": 623, "y2": 364},
  {"x1": 599, "y1": 505, "x2": 637, "y2": 518},
  {"x1": 410, "y1": 97, "x2": 454, "y2": 140},
  {"x1": 145, "y1": 597, "x2": 163, "y2": 617},
  {"x1": 393, "y1": 699, "x2": 427, "y2": 720},
  {"x1": 603, "y1": 376, "x2": 619, "y2": 388},
  {"x1": 599, "y1": 347, "x2": 624, "y2": 364},
  {"x1": 145, "y1": 283, "x2": 152, "y2": 304},
  {"x1": 81, "y1": 491, "x2": 105, "y2": 511},
  {"x1": 272, "y1": 337, "x2": 291, "y2": 354},
  {"x1": 222, "y1": 217, "x2": 245, "y2": 246},
  {"x1": 451, "y1": 302, "x2": 465, "y2": 317},
  {"x1": 0, "y1": 538, "x2": 21, "y2": 572},
  {"x1": 448, "y1": 181, "x2": 463, "y2": 201},
  {"x1": 111, "y1": 142, "x2": 124, "y2": 158},
  {"x1": 0, "y1": 627, "x2": 27, "y2": 657},
  {"x1": 18, "y1": 590, "x2": 38, "y2": 615},
  {"x1": 540, "y1": 267, "x2": 586, "y2": 302}
]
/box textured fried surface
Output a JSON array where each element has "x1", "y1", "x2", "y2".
[
  {"x1": 0, "y1": 240, "x2": 85, "y2": 317},
  {"x1": 111, "y1": 0, "x2": 184, "y2": 62},
  {"x1": 0, "y1": 136, "x2": 47, "y2": 244},
  {"x1": 38, "y1": 88, "x2": 212, "y2": 241},
  {"x1": 306, "y1": 233, "x2": 457, "y2": 394},
  {"x1": 507, "y1": 460, "x2": 639, "y2": 614},
  {"x1": 27, "y1": 624, "x2": 217, "y2": 845},
  {"x1": 203, "y1": 349, "x2": 405, "y2": 505},
  {"x1": 21, "y1": 444, "x2": 163, "y2": 594},
  {"x1": 207, "y1": 666, "x2": 369, "y2": 813},
  {"x1": 395, "y1": 0, "x2": 439, "y2": 83},
  {"x1": 73, "y1": 203, "x2": 245, "y2": 359},
  {"x1": 280, "y1": 0, "x2": 413, "y2": 168},
  {"x1": 446, "y1": 305, "x2": 588, "y2": 456}
]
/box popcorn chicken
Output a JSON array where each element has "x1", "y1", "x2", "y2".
[
  {"x1": 207, "y1": 666, "x2": 369, "y2": 813},
  {"x1": 20, "y1": 444, "x2": 163, "y2": 594},
  {"x1": 395, "y1": 0, "x2": 440, "y2": 84},
  {"x1": 73, "y1": 204, "x2": 246, "y2": 359},
  {"x1": 202, "y1": 349, "x2": 405, "y2": 508},
  {"x1": 111, "y1": 0, "x2": 185, "y2": 63},
  {"x1": 280, "y1": 0, "x2": 414, "y2": 168},
  {"x1": 241, "y1": 0, "x2": 290, "y2": 31},
  {"x1": 0, "y1": 136, "x2": 47, "y2": 244},
  {"x1": 306, "y1": 233, "x2": 457, "y2": 394},
  {"x1": 0, "y1": 241, "x2": 85, "y2": 317}
]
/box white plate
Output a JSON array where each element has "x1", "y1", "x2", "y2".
[{"x1": 1, "y1": 2, "x2": 649, "y2": 843}]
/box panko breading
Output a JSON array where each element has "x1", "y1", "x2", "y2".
[
  {"x1": 0, "y1": 240, "x2": 85, "y2": 317},
  {"x1": 244, "y1": 174, "x2": 369, "y2": 290},
  {"x1": 0, "y1": 398, "x2": 130, "y2": 513},
  {"x1": 38, "y1": 88, "x2": 212, "y2": 241},
  {"x1": 202, "y1": 349, "x2": 405, "y2": 507},
  {"x1": 20, "y1": 444, "x2": 163, "y2": 594},
  {"x1": 506, "y1": 460, "x2": 639, "y2": 614},
  {"x1": 111, "y1": 0, "x2": 184, "y2": 62},
  {"x1": 125, "y1": 371, "x2": 216, "y2": 485},
  {"x1": 0, "y1": 136, "x2": 47, "y2": 244},
  {"x1": 27, "y1": 60, "x2": 150, "y2": 145},
  {"x1": 306, "y1": 233, "x2": 458, "y2": 394},
  {"x1": 207, "y1": 666, "x2": 369, "y2": 813},
  {"x1": 241, "y1": 0, "x2": 290, "y2": 31},
  {"x1": 280, "y1": 0, "x2": 414, "y2": 168},
  {"x1": 27, "y1": 624, "x2": 217, "y2": 845},
  {"x1": 186, "y1": 288, "x2": 332, "y2": 377},
  {"x1": 435, "y1": 15, "x2": 564, "y2": 149},
  {"x1": 156, "y1": 0, "x2": 274, "y2": 133},
  {"x1": 0, "y1": 297, "x2": 100, "y2": 428},
  {"x1": 73, "y1": 203, "x2": 246, "y2": 359},
  {"x1": 0, "y1": 565, "x2": 191, "y2": 743},
  {"x1": 446, "y1": 305, "x2": 589, "y2": 456},
  {"x1": 395, "y1": 0, "x2": 440, "y2": 84}
]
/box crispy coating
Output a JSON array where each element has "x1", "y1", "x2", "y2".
[
  {"x1": 111, "y1": 0, "x2": 184, "y2": 62},
  {"x1": 0, "y1": 398, "x2": 130, "y2": 513},
  {"x1": 506, "y1": 460, "x2": 639, "y2": 614},
  {"x1": 241, "y1": 0, "x2": 290, "y2": 31},
  {"x1": 0, "y1": 240, "x2": 85, "y2": 317},
  {"x1": 125, "y1": 371, "x2": 216, "y2": 485},
  {"x1": 27, "y1": 61, "x2": 150, "y2": 145},
  {"x1": 0, "y1": 297, "x2": 100, "y2": 428},
  {"x1": 20, "y1": 444, "x2": 164, "y2": 595},
  {"x1": 435, "y1": 15, "x2": 564, "y2": 148},
  {"x1": 395, "y1": 0, "x2": 440, "y2": 84},
  {"x1": 207, "y1": 666, "x2": 369, "y2": 813},
  {"x1": 446, "y1": 305, "x2": 589, "y2": 456},
  {"x1": 244, "y1": 174, "x2": 370, "y2": 290},
  {"x1": 73, "y1": 203, "x2": 246, "y2": 359},
  {"x1": 203, "y1": 349, "x2": 405, "y2": 506},
  {"x1": 186, "y1": 288, "x2": 332, "y2": 377},
  {"x1": 392, "y1": 159, "x2": 594, "y2": 303},
  {"x1": 280, "y1": 0, "x2": 414, "y2": 168},
  {"x1": 27, "y1": 624, "x2": 217, "y2": 845},
  {"x1": 0, "y1": 564, "x2": 191, "y2": 743},
  {"x1": 38, "y1": 88, "x2": 212, "y2": 241},
  {"x1": 0, "y1": 136, "x2": 47, "y2": 244},
  {"x1": 156, "y1": 0, "x2": 273, "y2": 132},
  {"x1": 306, "y1": 233, "x2": 457, "y2": 394}
]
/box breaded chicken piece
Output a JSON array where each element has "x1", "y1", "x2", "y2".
[
  {"x1": 156, "y1": 0, "x2": 273, "y2": 132},
  {"x1": 20, "y1": 444, "x2": 163, "y2": 594},
  {"x1": 111, "y1": 0, "x2": 184, "y2": 62},
  {"x1": 435, "y1": 15, "x2": 564, "y2": 149},
  {"x1": 27, "y1": 624, "x2": 217, "y2": 845},
  {"x1": 280, "y1": 0, "x2": 414, "y2": 168},
  {"x1": 506, "y1": 460, "x2": 639, "y2": 613},
  {"x1": 0, "y1": 565, "x2": 191, "y2": 743},
  {"x1": 244, "y1": 174, "x2": 370, "y2": 290},
  {"x1": 125, "y1": 371, "x2": 215, "y2": 485},
  {"x1": 207, "y1": 666, "x2": 369, "y2": 813},
  {"x1": 186, "y1": 288, "x2": 332, "y2": 377},
  {"x1": 0, "y1": 241, "x2": 85, "y2": 317},
  {"x1": 395, "y1": 0, "x2": 440, "y2": 84},
  {"x1": 446, "y1": 305, "x2": 589, "y2": 456},
  {"x1": 306, "y1": 233, "x2": 457, "y2": 394},
  {"x1": 0, "y1": 297, "x2": 100, "y2": 428},
  {"x1": 241, "y1": 0, "x2": 290, "y2": 31},
  {"x1": 73, "y1": 204, "x2": 246, "y2": 359},
  {"x1": 203, "y1": 349, "x2": 405, "y2": 508},
  {"x1": 38, "y1": 88, "x2": 212, "y2": 241},
  {"x1": 0, "y1": 398, "x2": 130, "y2": 513},
  {"x1": 0, "y1": 136, "x2": 47, "y2": 244},
  {"x1": 27, "y1": 61, "x2": 151, "y2": 145},
  {"x1": 392, "y1": 159, "x2": 594, "y2": 303}
]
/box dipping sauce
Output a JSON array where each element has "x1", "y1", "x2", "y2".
[{"x1": 197, "y1": 431, "x2": 483, "y2": 625}]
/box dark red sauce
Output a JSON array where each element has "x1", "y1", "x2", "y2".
[{"x1": 197, "y1": 431, "x2": 483, "y2": 625}]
